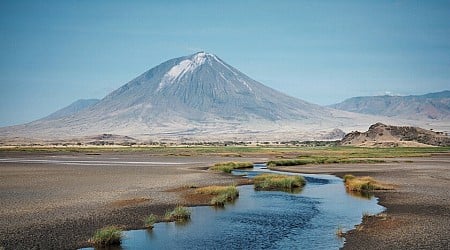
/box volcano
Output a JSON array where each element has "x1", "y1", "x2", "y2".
[{"x1": 0, "y1": 52, "x2": 385, "y2": 143}]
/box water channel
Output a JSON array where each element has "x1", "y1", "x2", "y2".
[{"x1": 84, "y1": 164, "x2": 384, "y2": 249}]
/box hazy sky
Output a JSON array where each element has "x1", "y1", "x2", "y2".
[{"x1": 1, "y1": 1, "x2": 449, "y2": 126}]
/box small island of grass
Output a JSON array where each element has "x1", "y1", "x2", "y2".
[
  {"x1": 254, "y1": 173, "x2": 306, "y2": 191},
  {"x1": 209, "y1": 161, "x2": 253, "y2": 173},
  {"x1": 164, "y1": 206, "x2": 191, "y2": 222},
  {"x1": 343, "y1": 174, "x2": 393, "y2": 192},
  {"x1": 195, "y1": 185, "x2": 239, "y2": 206},
  {"x1": 89, "y1": 226, "x2": 123, "y2": 247}
]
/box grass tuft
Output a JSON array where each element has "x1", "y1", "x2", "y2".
[
  {"x1": 144, "y1": 214, "x2": 157, "y2": 229},
  {"x1": 89, "y1": 226, "x2": 122, "y2": 247},
  {"x1": 164, "y1": 206, "x2": 191, "y2": 222},
  {"x1": 343, "y1": 174, "x2": 393, "y2": 192},
  {"x1": 209, "y1": 162, "x2": 253, "y2": 173},
  {"x1": 343, "y1": 174, "x2": 356, "y2": 182},
  {"x1": 196, "y1": 185, "x2": 239, "y2": 206},
  {"x1": 254, "y1": 174, "x2": 305, "y2": 191}
]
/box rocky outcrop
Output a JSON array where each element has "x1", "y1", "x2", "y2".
[{"x1": 340, "y1": 123, "x2": 450, "y2": 147}]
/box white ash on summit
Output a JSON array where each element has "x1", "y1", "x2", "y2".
[{"x1": 0, "y1": 52, "x2": 391, "y2": 143}]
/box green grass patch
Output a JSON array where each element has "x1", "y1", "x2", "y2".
[
  {"x1": 164, "y1": 206, "x2": 191, "y2": 222},
  {"x1": 144, "y1": 214, "x2": 157, "y2": 229},
  {"x1": 209, "y1": 161, "x2": 253, "y2": 173},
  {"x1": 196, "y1": 185, "x2": 239, "y2": 206},
  {"x1": 89, "y1": 226, "x2": 122, "y2": 247},
  {"x1": 343, "y1": 174, "x2": 393, "y2": 192},
  {"x1": 2, "y1": 145, "x2": 449, "y2": 159},
  {"x1": 268, "y1": 157, "x2": 385, "y2": 167},
  {"x1": 254, "y1": 174, "x2": 305, "y2": 191}
]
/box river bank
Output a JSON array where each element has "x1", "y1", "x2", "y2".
[
  {"x1": 273, "y1": 153, "x2": 450, "y2": 249},
  {"x1": 1, "y1": 150, "x2": 449, "y2": 249}
]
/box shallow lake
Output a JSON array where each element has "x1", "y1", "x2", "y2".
[{"x1": 83, "y1": 165, "x2": 384, "y2": 249}]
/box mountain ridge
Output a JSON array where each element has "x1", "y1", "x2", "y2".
[
  {"x1": 42, "y1": 99, "x2": 100, "y2": 121},
  {"x1": 330, "y1": 91, "x2": 450, "y2": 120}
]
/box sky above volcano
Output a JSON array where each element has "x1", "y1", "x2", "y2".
[{"x1": 1, "y1": 0, "x2": 449, "y2": 126}]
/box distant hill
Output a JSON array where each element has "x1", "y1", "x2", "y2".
[
  {"x1": 42, "y1": 99, "x2": 100, "y2": 120},
  {"x1": 340, "y1": 123, "x2": 450, "y2": 147},
  {"x1": 330, "y1": 91, "x2": 450, "y2": 120}
]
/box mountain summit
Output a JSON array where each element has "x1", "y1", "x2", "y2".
[
  {"x1": 0, "y1": 52, "x2": 391, "y2": 143},
  {"x1": 94, "y1": 52, "x2": 328, "y2": 122}
]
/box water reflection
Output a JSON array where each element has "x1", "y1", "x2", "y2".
[{"x1": 346, "y1": 190, "x2": 375, "y2": 200}]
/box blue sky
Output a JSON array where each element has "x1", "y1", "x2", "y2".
[{"x1": 1, "y1": 1, "x2": 449, "y2": 126}]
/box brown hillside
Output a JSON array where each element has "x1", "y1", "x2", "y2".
[{"x1": 340, "y1": 123, "x2": 450, "y2": 147}]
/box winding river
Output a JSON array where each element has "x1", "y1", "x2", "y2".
[{"x1": 84, "y1": 164, "x2": 384, "y2": 249}]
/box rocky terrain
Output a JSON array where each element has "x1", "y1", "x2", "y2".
[{"x1": 340, "y1": 122, "x2": 450, "y2": 147}]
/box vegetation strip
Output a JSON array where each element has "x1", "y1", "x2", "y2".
[
  {"x1": 209, "y1": 161, "x2": 253, "y2": 173},
  {"x1": 268, "y1": 157, "x2": 385, "y2": 167},
  {"x1": 343, "y1": 174, "x2": 393, "y2": 192},
  {"x1": 254, "y1": 174, "x2": 306, "y2": 191},
  {"x1": 3, "y1": 145, "x2": 448, "y2": 158}
]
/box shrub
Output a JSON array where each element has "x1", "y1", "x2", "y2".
[
  {"x1": 164, "y1": 206, "x2": 191, "y2": 222},
  {"x1": 89, "y1": 226, "x2": 122, "y2": 247},
  {"x1": 254, "y1": 174, "x2": 305, "y2": 191},
  {"x1": 209, "y1": 162, "x2": 253, "y2": 173},
  {"x1": 144, "y1": 214, "x2": 157, "y2": 229}
]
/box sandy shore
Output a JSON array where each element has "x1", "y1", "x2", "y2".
[{"x1": 1, "y1": 151, "x2": 449, "y2": 249}]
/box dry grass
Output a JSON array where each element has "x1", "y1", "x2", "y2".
[
  {"x1": 343, "y1": 174, "x2": 393, "y2": 192},
  {"x1": 196, "y1": 185, "x2": 239, "y2": 206},
  {"x1": 89, "y1": 226, "x2": 122, "y2": 247},
  {"x1": 209, "y1": 162, "x2": 253, "y2": 173},
  {"x1": 164, "y1": 206, "x2": 191, "y2": 222},
  {"x1": 254, "y1": 174, "x2": 305, "y2": 191},
  {"x1": 144, "y1": 214, "x2": 157, "y2": 229}
]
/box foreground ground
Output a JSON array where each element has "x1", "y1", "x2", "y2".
[{"x1": 0, "y1": 147, "x2": 449, "y2": 249}]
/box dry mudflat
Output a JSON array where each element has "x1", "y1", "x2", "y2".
[
  {"x1": 0, "y1": 151, "x2": 264, "y2": 249},
  {"x1": 0, "y1": 150, "x2": 449, "y2": 249}
]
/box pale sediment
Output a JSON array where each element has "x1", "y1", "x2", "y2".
[
  {"x1": 1, "y1": 152, "x2": 449, "y2": 249},
  {"x1": 0, "y1": 151, "x2": 258, "y2": 250}
]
